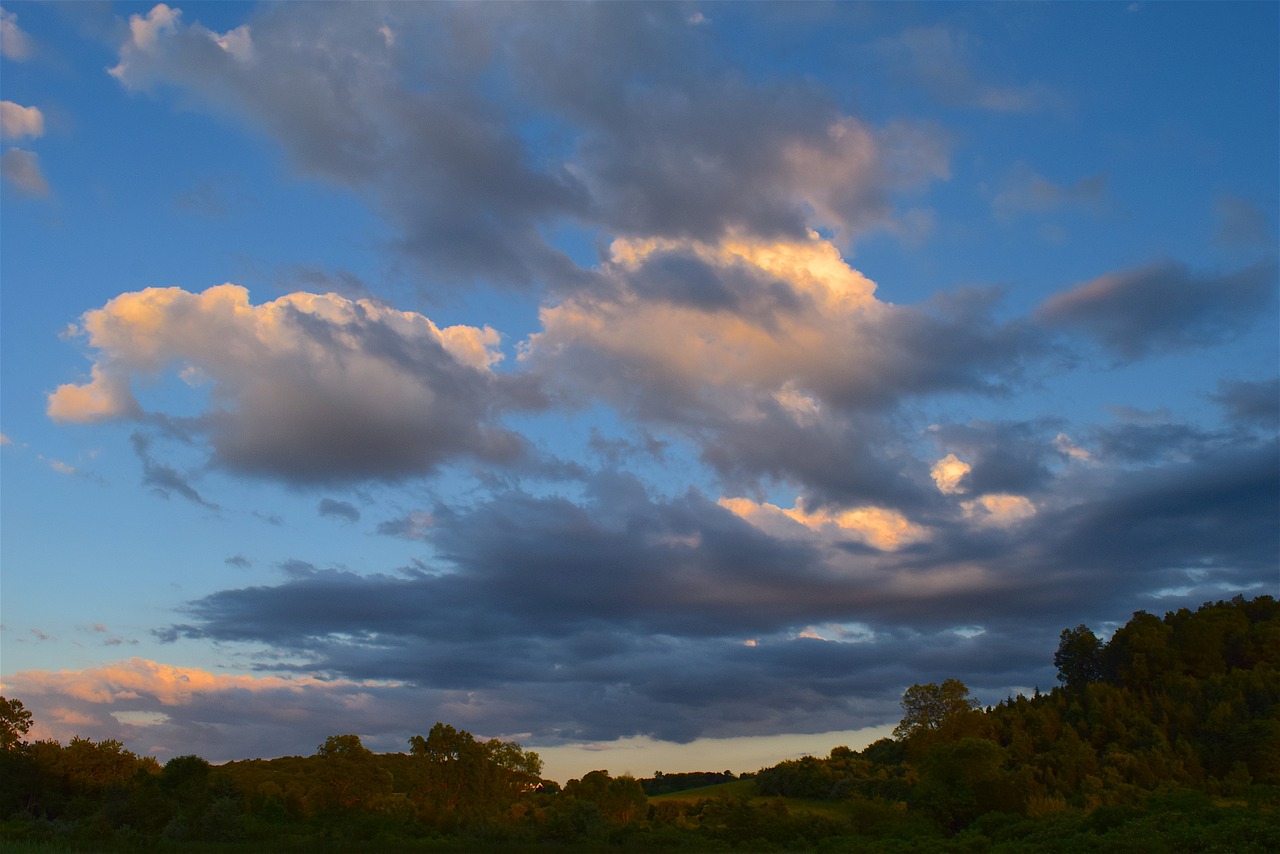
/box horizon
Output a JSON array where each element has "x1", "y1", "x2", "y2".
[{"x1": 1, "y1": 1, "x2": 1276, "y2": 784}]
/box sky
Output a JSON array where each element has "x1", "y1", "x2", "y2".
[{"x1": 0, "y1": 1, "x2": 1277, "y2": 784}]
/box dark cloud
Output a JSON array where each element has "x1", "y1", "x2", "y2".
[
  {"x1": 224, "y1": 554, "x2": 251, "y2": 568},
  {"x1": 130, "y1": 432, "x2": 219, "y2": 510},
  {"x1": 1036, "y1": 260, "x2": 1278, "y2": 361},
  {"x1": 1211, "y1": 377, "x2": 1280, "y2": 428},
  {"x1": 377, "y1": 512, "x2": 433, "y2": 540},
  {"x1": 317, "y1": 498, "x2": 361, "y2": 523},
  {"x1": 160, "y1": 436, "x2": 1276, "y2": 743},
  {"x1": 927, "y1": 420, "x2": 1060, "y2": 496}
]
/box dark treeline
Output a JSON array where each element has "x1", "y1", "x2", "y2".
[{"x1": 2, "y1": 595, "x2": 1278, "y2": 851}]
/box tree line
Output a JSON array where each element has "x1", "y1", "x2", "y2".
[{"x1": 2, "y1": 594, "x2": 1277, "y2": 851}]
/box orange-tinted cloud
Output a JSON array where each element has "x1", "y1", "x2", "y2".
[
  {"x1": 719, "y1": 495, "x2": 929, "y2": 552},
  {"x1": 48, "y1": 284, "x2": 522, "y2": 482}
]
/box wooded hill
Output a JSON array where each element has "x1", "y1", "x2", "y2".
[{"x1": 2, "y1": 595, "x2": 1277, "y2": 851}]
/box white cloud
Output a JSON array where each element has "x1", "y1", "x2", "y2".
[
  {"x1": 212, "y1": 24, "x2": 253, "y2": 63},
  {"x1": 0, "y1": 101, "x2": 44, "y2": 140},
  {"x1": 124, "y1": 3, "x2": 181, "y2": 53},
  {"x1": 0, "y1": 7, "x2": 33, "y2": 61}
]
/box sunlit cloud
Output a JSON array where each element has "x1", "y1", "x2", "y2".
[
  {"x1": 719, "y1": 496, "x2": 930, "y2": 551},
  {"x1": 930, "y1": 453, "x2": 971, "y2": 494},
  {"x1": 0, "y1": 7, "x2": 33, "y2": 61},
  {"x1": 961, "y1": 493, "x2": 1037, "y2": 527},
  {"x1": 48, "y1": 284, "x2": 523, "y2": 483},
  {"x1": 0, "y1": 100, "x2": 43, "y2": 140}
]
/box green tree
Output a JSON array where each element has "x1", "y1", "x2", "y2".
[
  {"x1": 1055, "y1": 624, "x2": 1103, "y2": 691},
  {"x1": 408, "y1": 722, "x2": 542, "y2": 823},
  {"x1": 915, "y1": 737, "x2": 1023, "y2": 830},
  {"x1": 1, "y1": 696, "x2": 33, "y2": 751},
  {"x1": 893, "y1": 679, "x2": 980, "y2": 741},
  {"x1": 313, "y1": 734, "x2": 390, "y2": 811}
]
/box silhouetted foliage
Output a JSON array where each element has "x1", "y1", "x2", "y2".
[{"x1": 1055, "y1": 623, "x2": 1103, "y2": 691}]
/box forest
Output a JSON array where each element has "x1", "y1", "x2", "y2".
[{"x1": 1, "y1": 595, "x2": 1277, "y2": 852}]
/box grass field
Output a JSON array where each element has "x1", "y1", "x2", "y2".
[{"x1": 648, "y1": 779, "x2": 857, "y2": 822}]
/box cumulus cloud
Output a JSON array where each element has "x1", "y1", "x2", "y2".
[
  {"x1": 48, "y1": 284, "x2": 527, "y2": 483},
  {"x1": 104, "y1": 3, "x2": 948, "y2": 286},
  {"x1": 1036, "y1": 260, "x2": 1278, "y2": 361},
  {"x1": 523, "y1": 233, "x2": 1036, "y2": 506},
  {"x1": 1, "y1": 148, "x2": 48, "y2": 197},
  {"x1": 930, "y1": 454, "x2": 970, "y2": 494},
  {"x1": 0, "y1": 7, "x2": 33, "y2": 61},
  {"x1": 0, "y1": 100, "x2": 43, "y2": 140}
]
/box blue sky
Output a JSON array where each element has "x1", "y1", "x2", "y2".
[{"x1": 1, "y1": 1, "x2": 1276, "y2": 782}]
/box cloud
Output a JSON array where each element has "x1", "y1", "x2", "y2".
[
  {"x1": 1, "y1": 148, "x2": 49, "y2": 197},
  {"x1": 1212, "y1": 195, "x2": 1275, "y2": 250},
  {"x1": 318, "y1": 498, "x2": 360, "y2": 523},
  {"x1": 877, "y1": 26, "x2": 1055, "y2": 113},
  {"x1": 46, "y1": 458, "x2": 77, "y2": 476},
  {"x1": 0, "y1": 100, "x2": 43, "y2": 140},
  {"x1": 927, "y1": 420, "x2": 1057, "y2": 496},
  {"x1": 719, "y1": 496, "x2": 930, "y2": 551},
  {"x1": 377, "y1": 511, "x2": 434, "y2": 540},
  {"x1": 131, "y1": 432, "x2": 218, "y2": 509},
  {"x1": 225, "y1": 554, "x2": 251, "y2": 568},
  {"x1": 960, "y1": 494, "x2": 1037, "y2": 528},
  {"x1": 0, "y1": 7, "x2": 33, "y2": 61},
  {"x1": 105, "y1": 4, "x2": 948, "y2": 286},
  {"x1": 2, "y1": 657, "x2": 435, "y2": 762},
  {"x1": 48, "y1": 284, "x2": 528, "y2": 484},
  {"x1": 1036, "y1": 260, "x2": 1278, "y2": 361},
  {"x1": 523, "y1": 233, "x2": 1037, "y2": 505},
  {"x1": 992, "y1": 164, "x2": 1106, "y2": 221},
  {"x1": 146, "y1": 429, "x2": 1275, "y2": 747},
  {"x1": 1211, "y1": 377, "x2": 1279, "y2": 428},
  {"x1": 931, "y1": 454, "x2": 971, "y2": 494}
]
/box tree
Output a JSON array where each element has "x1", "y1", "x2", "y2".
[
  {"x1": 893, "y1": 679, "x2": 979, "y2": 741},
  {"x1": 408, "y1": 722, "x2": 543, "y2": 822},
  {"x1": 1054, "y1": 624, "x2": 1103, "y2": 691},
  {"x1": 1, "y1": 696, "x2": 33, "y2": 751},
  {"x1": 313, "y1": 734, "x2": 390, "y2": 811}
]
